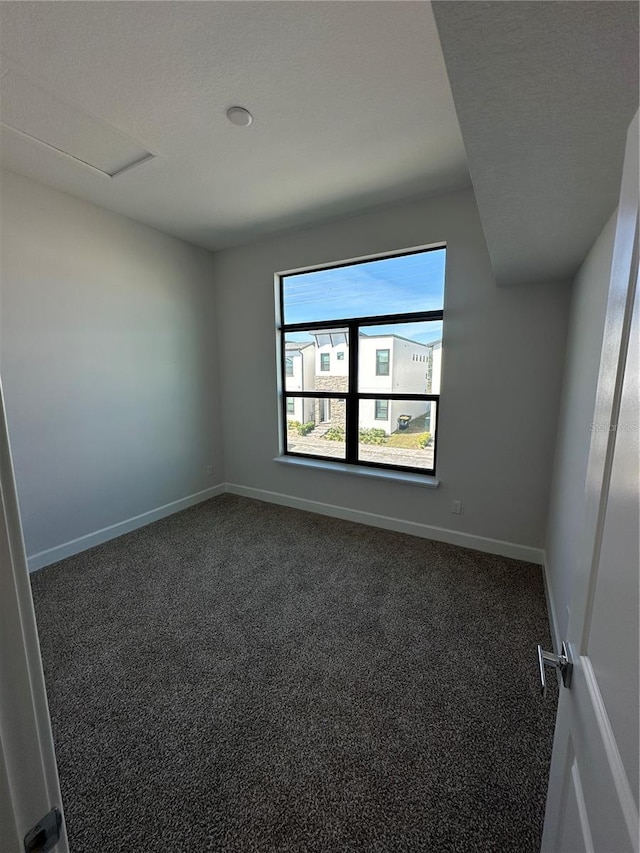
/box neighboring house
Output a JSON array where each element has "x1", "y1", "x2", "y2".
[
  {"x1": 359, "y1": 333, "x2": 439, "y2": 432},
  {"x1": 426, "y1": 340, "x2": 442, "y2": 395},
  {"x1": 311, "y1": 329, "x2": 349, "y2": 426},
  {"x1": 307, "y1": 331, "x2": 441, "y2": 433},
  {"x1": 284, "y1": 341, "x2": 315, "y2": 423}
]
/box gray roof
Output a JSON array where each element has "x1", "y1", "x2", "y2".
[
  {"x1": 286, "y1": 335, "x2": 442, "y2": 349},
  {"x1": 359, "y1": 332, "x2": 439, "y2": 348},
  {"x1": 285, "y1": 341, "x2": 314, "y2": 351}
]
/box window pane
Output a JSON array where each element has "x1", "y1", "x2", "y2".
[
  {"x1": 359, "y1": 321, "x2": 442, "y2": 393},
  {"x1": 358, "y1": 400, "x2": 437, "y2": 472},
  {"x1": 282, "y1": 248, "x2": 445, "y2": 324},
  {"x1": 375, "y1": 349, "x2": 390, "y2": 376},
  {"x1": 286, "y1": 398, "x2": 346, "y2": 460},
  {"x1": 284, "y1": 329, "x2": 349, "y2": 394},
  {"x1": 374, "y1": 399, "x2": 389, "y2": 420}
]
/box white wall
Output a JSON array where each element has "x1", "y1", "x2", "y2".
[
  {"x1": 316, "y1": 339, "x2": 348, "y2": 378},
  {"x1": 214, "y1": 188, "x2": 572, "y2": 551},
  {"x1": 358, "y1": 337, "x2": 392, "y2": 394},
  {"x1": 390, "y1": 337, "x2": 430, "y2": 394},
  {"x1": 359, "y1": 398, "x2": 390, "y2": 433},
  {"x1": 388, "y1": 399, "x2": 431, "y2": 432},
  {"x1": 284, "y1": 347, "x2": 315, "y2": 423},
  {"x1": 431, "y1": 344, "x2": 442, "y2": 394},
  {"x1": 545, "y1": 211, "x2": 617, "y2": 639},
  {"x1": 360, "y1": 336, "x2": 434, "y2": 431},
  {"x1": 0, "y1": 170, "x2": 223, "y2": 563}
]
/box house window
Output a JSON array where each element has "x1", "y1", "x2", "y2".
[
  {"x1": 279, "y1": 245, "x2": 445, "y2": 475},
  {"x1": 375, "y1": 400, "x2": 389, "y2": 420},
  {"x1": 285, "y1": 357, "x2": 294, "y2": 376},
  {"x1": 375, "y1": 349, "x2": 390, "y2": 376},
  {"x1": 286, "y1": 398, "x2": 295, "y2": 414}
]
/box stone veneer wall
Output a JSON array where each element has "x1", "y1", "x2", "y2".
[{"x1": 314, "y1": 375, "x2": 348, "y2": 426}]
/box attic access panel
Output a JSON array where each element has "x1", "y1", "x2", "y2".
[{"x1": 0, "y1": 67, "x2": 154, "y2": 178}]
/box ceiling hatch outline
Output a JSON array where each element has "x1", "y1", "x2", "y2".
[{"x1": 0, "y1": 60, "x2": 158, "y2": 179}]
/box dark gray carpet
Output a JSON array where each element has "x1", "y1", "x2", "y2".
[{"x1": 30, "y1": 494, "x2": 558, "y2": 852}]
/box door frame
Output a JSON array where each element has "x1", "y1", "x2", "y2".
[
  {"x1": 0, "y1": 377, "x2": 68, "y2": 853},
  {"x1": 541, "y1": 111, "x2": 639, "y2": 852}
]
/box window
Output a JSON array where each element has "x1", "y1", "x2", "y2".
[
  {"x1": 285, "y1": 356, "x2": 294, "y2": 376},
  {"x1": 375, "y1": 399, "x2": 389, "y2": 420},
  {"x1": 279, "y1": 245, "x2": 444, "y2": 475},
  {"x1": 375, "y1": 349, "x2": 390, "y2": 376}
]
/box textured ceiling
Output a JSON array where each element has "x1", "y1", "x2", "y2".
[
  {"x1": 0, "y1": 1, "x2": 469, "y2": 251},
  {"x1": 432, "y1": 1, "x2": 639, "y2": 286}
]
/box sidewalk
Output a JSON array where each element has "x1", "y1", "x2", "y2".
[{"x1": 287, "y1": 432, "x2": 434, "y2": 469}]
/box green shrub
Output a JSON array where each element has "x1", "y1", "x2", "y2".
[
  {"x1": 287, "y1": 420, "x2": 315, "y2": 435},
  {"x1": 359, "y1": 427, "x2": 387, "y2": 445},
  {"x1": 417, "y1": 431, "x2": 432, "y2": 449},
  {"x1": 323, "y1": 425, "x2": 345, "y2": 441}
]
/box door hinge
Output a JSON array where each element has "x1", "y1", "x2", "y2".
[{"x1": 24, "y1": 807, "x2": 62, "y2": 853}]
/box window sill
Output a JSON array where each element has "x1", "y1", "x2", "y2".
[{"x1": 273, "y1": 455, "x2": 440, "y2": 489}]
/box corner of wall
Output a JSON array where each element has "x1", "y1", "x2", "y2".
[{"x1": 541, "y1": 550, "x2": 561, "y2": 651}]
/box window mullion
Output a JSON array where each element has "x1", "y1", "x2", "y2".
[
  {"x1": 347, "y1": 322, "x2": 359, "y2": 463},
  {"x1": 280, "y1": 330, "x2": 289, "y2": 438},
  {"x1": 281, "y1": 308, "x2": 442, "y2": 334}
]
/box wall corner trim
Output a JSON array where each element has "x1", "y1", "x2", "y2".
[
  {"x1": 226, "y1": 483, "x2": 544, "y2": 565},
  {"x1": 542, "y1": 550, "x2": 562, "y2": 652},
  {"x1": 27, "y1": 484, "x2": 226, "y2": 572}
]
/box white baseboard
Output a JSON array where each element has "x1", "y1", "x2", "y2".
[
  {"x1": 542, "y1": 550, "x2": 562, "y2": 651},
  {"x1": 226, "y1": 483, "x2": 544, "y2": 565},
  {"x1": 27, "y1": 484, "x2": 226, "y2": 572},
  {"x1": 28, "y1": 481, "x2": 545, "y2": 573}
]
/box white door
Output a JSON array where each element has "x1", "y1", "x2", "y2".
[
  {"x1": 541, "y1": 113, "x2": 639, "y2": 852},
  {"x1": 0, "y1": 379, "x2": 68, "y2": 853}
]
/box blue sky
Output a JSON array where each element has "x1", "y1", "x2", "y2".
[{"x1": 283, "y1": 250, "x2": 445, "y2": 341}]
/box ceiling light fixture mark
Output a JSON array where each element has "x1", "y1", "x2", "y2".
[{"x1": 226, "y1": 106, "x2": 253, "y2": 127}]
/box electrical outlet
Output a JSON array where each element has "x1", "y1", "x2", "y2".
[
  {"x1": 206, "y1": 465, "x2": 214, "y2": 477},
  {"x1": 452, "y1": 500, "x2": 463, "y2": 515}
]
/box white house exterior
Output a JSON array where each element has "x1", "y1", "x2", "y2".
[
  {"x1": 284, "y1": 341, "x2": 315, "y2": 423},
  {"x1": 358, "y1": 334, "x2": 436, "y2": 432},
  {"x1": 312, "y1": 329, "x2": 348, "y2": 426},
  {"x1": 293, "y1": 331, "x2": 441, "y2": 433},
  {"x1": 285, "y1": 332, "x2": 441, "y2": 434},
  {"x1": 428, "y1": 341, "x2": 442, "y2": 395}
]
